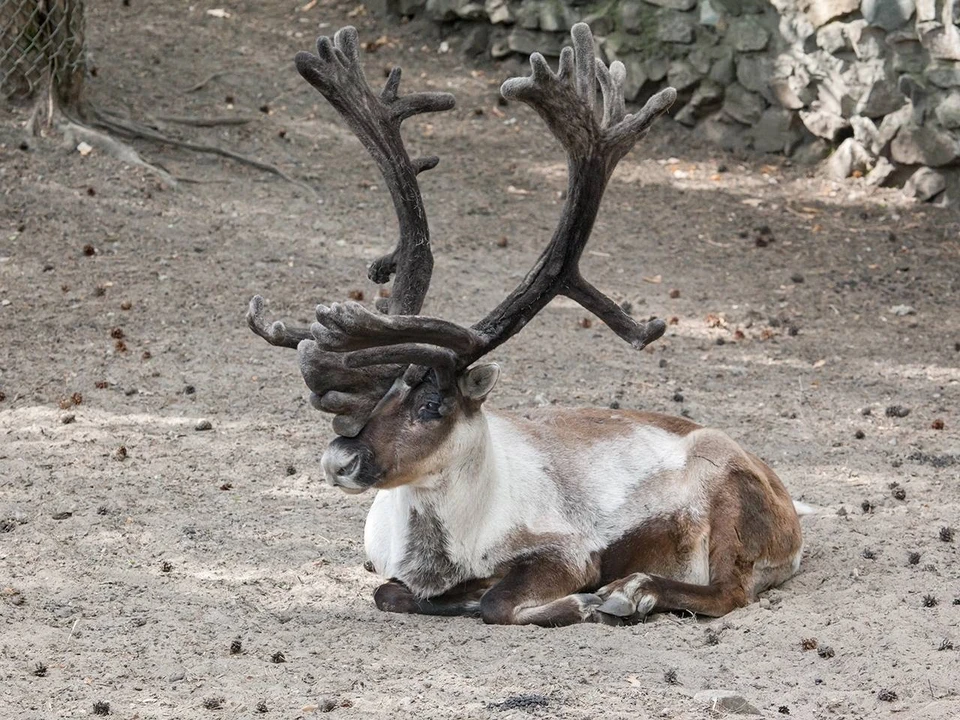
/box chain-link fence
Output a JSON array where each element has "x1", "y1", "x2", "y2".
[{"x1": 1, "y1": 0, "x2": 85, "y2": 102}]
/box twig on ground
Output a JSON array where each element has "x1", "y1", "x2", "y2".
[
  {"x1": 153, "y1": 115, "x2": 254, "y2": 127},
  {"x1": 182, "y1": 70, "x2": 228, "y2": 93}
]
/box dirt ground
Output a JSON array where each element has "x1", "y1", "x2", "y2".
[{"x1": 1, "y1": 1, "x2": 959, "y2": 718}]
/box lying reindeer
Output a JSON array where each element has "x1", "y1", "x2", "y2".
[{"x1": 249, "y1": 23, "x2": 806, "y2": 626}]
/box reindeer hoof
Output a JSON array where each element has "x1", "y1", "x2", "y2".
[{"x1": 598, "y1": 595, "x2": 635, "y2": 617}]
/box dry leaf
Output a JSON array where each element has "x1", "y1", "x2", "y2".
[
  {"x1": 76, "y1": 141, "x2": 93, "y2": 156},
  {"x1": 705, "y1": 313, "x2": 727, "y2": 329},
  {"x1": 741, "y1": 198, "x2": 763, "y2": 207},
  {"x1": 506, "y1": 185, "x2": 531, "y2": 195},
  {"x1": 347, "y1": 4, "x2": 367, "y2": 17},
  {"x1": 206, "y1": 8, "x2": 231, "y2": 18},
  {"x1": 642, "y1": 274, "x2": 662, "y2": 284},
  {"x1": 625, "y1": 674, "x2": 643, "y2": 688},
  {"x1": 300, "y1": 0, "x2": 318, "y2": 9},
  {"x1": 813, "y1": 359, "x2": 826, "y2": 368}
]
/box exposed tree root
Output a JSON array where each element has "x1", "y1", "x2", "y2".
[
  {"x1": 23, "y1": 80, "x2": 310, "y2": 192},
  {"x1": 91, "y1": 109, "x2": 311, "y2": 192},
  {"x1": 59, "y1": 120, "x2": 178, "y2": 187}
]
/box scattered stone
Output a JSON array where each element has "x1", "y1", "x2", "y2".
[
  {"x1": 935, "y1": 92, "x2": 960, "y2": 128},
  {"x1": 799, "y1": 105, "x2": 849, "y2": 141},
  {"x1": 903, "y1": 167, "x2": 946, "y2": 202},
  {"x1": 195, "y1": 419, "x2": 213, "y2": 431},
  {"x1": 61, "y1": 413, "x2": 75, "y2": 424},
  {"x1": 818, "y1": 645, "x2": 835, "y2": 658},
  {"x1": 865, "y1": 156, "x2": 896, "y2": 186},
  {"x1": 931, "y1": 418, "x2": 945, "y2": 430},
  {"x1": 693, "y1": 690, "x2": 762, "y2": 715},
  {"x1": 33, "y1": 662, "x2": 47, "y2": 677},
  {"x1": 908, "y1": 551, "x2": 921, "y2": 564},
  {"x1": 664, "y1": 667, "x2": 680, "y2": 685},
  {"x1": 271, "y1": 651, "x2": 286, "y2": 663},
  {"x1": 645, "y1": 0, "x2": 697, "y2": 9},
  {"x1": 862, "y1": 0, "x2": 915, "y2": 31},
  {"x1": 657, "y1": 10, "x2": 697, "y2": 44},
  {"x1": 892, "y1": 124, "x2": 960, "y2": 166},
  {"x1": 885, "y1": 405, "x2": 910, "y2": 417},
  {"x1": 667, "y1": 60, "x2": 703, "y2": 93},
  {"x1": 723, "y1": 83, "x2": 766, "y2": 125},
  {"x1": 854, "y1": 429, "x2": 865, "y2": 439},
  {"x1": 890, "y1": 304, "x2": 916, "y2": 316},
  {"x1": 801, "y1": 637, "x2": 819, "y2": 650},
  {"x1": 256, "y1": 701, "x2": 268, "y2": 713},
  {"x1": 52, "y1": 511, "x2": 72, "y2": 521},
  {"x1": 728, "y1": 16, "x2": 770, "y2": 51},
  {"x1": 892, "y1": 487, "x2": 906, "y2": 500},
  {"x1": 751, "y1": 107, "x2": 804, "y2": 153},
  {"x1": 940, "y1": 526, "x2": 954, "y2": 542},
  {"x1": 825, "y1": 137, "x2": 871, "y2": 180},
  {"x1": 877, "y1": 689, "x2": 898, "y2": 702},
  {"x1": 923, "y1": 594, "x2": 938, "y2": 607},
  {"x1": 92, "y1": 701, "x2": 111, "y2": 716}
]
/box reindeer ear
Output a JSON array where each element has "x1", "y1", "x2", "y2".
[{"x1": 459, "y1": 363, "x2": 500, "y2": 402}]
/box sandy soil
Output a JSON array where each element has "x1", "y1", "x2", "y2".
[{"x1": 1, "y1": 1, "x2": 959, "y2": 718}]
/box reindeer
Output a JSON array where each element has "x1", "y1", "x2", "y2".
[{"x1": 248, "y1": 24, "x2": 806, "y2": 626}]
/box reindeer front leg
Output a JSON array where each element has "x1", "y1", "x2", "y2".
[
  {"x1": 478, "y1": 551, "x2": 618, "y2": 627},
  {"x1": 374, "y1": 578, "x2": 494, "y2": 618}
]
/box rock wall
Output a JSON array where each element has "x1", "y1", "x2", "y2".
[{"x1": 372, "y1": 0, "x2": 960, "y2": 201}]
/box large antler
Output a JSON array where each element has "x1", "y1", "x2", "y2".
[
  {"x1": 248, "y1": 26, "x2": 454, "y2": 436},
  {"x1": 250, "y1": 23, "x2": 675, "y2": 436},
  {"x1": 298, "y1": 24, "x2": 674, "y2": 368}
]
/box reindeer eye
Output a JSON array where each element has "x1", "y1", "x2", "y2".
[{"x1": 418, "y1": 400, "x2": 442, "y2": 420}]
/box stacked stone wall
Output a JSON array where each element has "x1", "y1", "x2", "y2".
[{"x1": 371, "y1": 0, "x2": 960, "y2": 201}]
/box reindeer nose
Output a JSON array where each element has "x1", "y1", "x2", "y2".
[{"x1": 321, "y1": 445, "x2": 361, "y2": 487}]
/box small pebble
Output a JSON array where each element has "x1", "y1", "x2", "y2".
[
  {"x1": 195, "y1": 419, "x2": 213, "y2": 431},
  {"x1": 790, "y1": 273, "x2": 804, "y2": 284},
  {"x1": 61, "y1": 413, "x2": 75, "y2": 425}
]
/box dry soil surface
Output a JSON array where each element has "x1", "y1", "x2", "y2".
[{"x1": 1, "y1": 1, "x2": 959, "y2": 718}]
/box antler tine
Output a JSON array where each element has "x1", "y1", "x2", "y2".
[{"x1": 247, "y1": 295, "x2": 313, "y2": 349}]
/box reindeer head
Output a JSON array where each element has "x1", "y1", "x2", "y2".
[
  {"x1": 248, "y1": 24, "x2": 676, "y2": 492},
  {"x1": 321, "y1": 363, "x2": 500, "y2": 493}
]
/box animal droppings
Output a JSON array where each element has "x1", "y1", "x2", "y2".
[
  {"x1": 801, "y1": 637, "x2": 818, "y2": 651},
  {"x1": 940, "y1": 527, "x2": 955, "y2": 542},
  {"x1": 271, "y1": 651, "x2": 286, "y2": 664},
  {"x1": 92, "y1": 701, "x2": 110, "y2": 715},
  {"x1": 255, "y1": 701, "x2": 268, "y2": 713},
  {"x1": 230, "y1": 639, "x2": 242, "y2": 655},
  {"x1": 908, "y1": 552, "x2": 921, "y2": 566},
  {"x1": 885, "y1": 405, "x2": 910, "y2": 418},
  {"x1": 877, "y1": 689, "x2": 897, "y2": 702},
  {"x1": 488, "y1": 694, "x2": 550, "y2": 711},
  {"x1": 892, "y1": 487, "x2": 906, "y2": 500},
  {"x1": 202, "y1": 696, "x2": 225, "y2": 710},
  {"x1": 817, "y1": 646, "x2": 835, "y2": 658}
]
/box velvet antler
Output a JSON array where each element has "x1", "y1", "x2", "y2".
[{"x1": 250, "y1": 23, "x2": 675, "y2": 436}]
